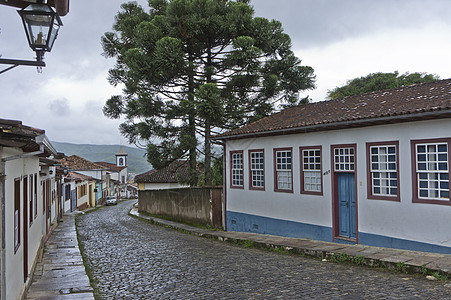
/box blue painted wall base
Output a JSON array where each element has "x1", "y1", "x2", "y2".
[
  {"x1": 227, "y1": 211, "x2": 451, "y2": 254},
  {"x1": 227, "y1": 211, "x2": 333, "y2": 242},
  {"x1": 359, "y1": 232, "x2": 451, "y2": 255}
]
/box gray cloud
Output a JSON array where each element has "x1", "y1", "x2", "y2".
[
  {"x1": 49, "y1": 98, "x2": 70, "y2": 115},
  {"x1": 253, "y1": 0, "x2": 451, "y2": 49}
]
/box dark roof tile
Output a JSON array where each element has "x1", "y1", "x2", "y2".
[
  {"x1": 60, "y1": 155, "x2": 105, "y2": 170},
  {"x1": 214, "y1": 79, "x2": 451, "y2": 139},
  {"x1": 135, "y1": 160, "x2": 194, "y2": 184}
]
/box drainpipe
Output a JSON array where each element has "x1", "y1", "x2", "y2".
[
  {"x1": 0, "y1": 134, "x2": 52, "y2": 300},
  {"x1": 222, "y1": 143, "x2": 227, "y2": 231}
]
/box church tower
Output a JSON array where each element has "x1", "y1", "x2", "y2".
[{"x1": 116, "y1": 146, "x2": 128, "y2": 167}]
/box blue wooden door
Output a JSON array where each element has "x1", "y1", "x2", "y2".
[{"x1": 338, "y1": 173, "x2": 356, "y2": 238}]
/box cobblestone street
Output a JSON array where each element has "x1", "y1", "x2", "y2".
[{"x1": 76, "y1": 200, "x2": 451, "y2": 299}]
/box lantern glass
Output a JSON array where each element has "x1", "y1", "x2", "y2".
[{"x1": 18, "y1": 4, "x2": 62, "y2": 53}]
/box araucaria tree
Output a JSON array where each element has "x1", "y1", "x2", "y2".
[{"x1": 102, "y1": 0, "x2": 315, "y2": 185}]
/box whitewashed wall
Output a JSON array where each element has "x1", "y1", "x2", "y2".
[
  {"x1": 141, "y1": 182, "x2": 189, "y2": 190},
  {"x1": 225, "y1": 118, "x2": 451, "y2": 251},
  {"x1": 3, "y1": 147, "x2": 43, "y2": 300},
  {"x1": 77, "y1": 169, "x2": 103, "y2": 180}
]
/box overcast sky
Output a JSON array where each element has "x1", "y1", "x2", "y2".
[{"x1": 1, "y1": 0, "x2": 451, "y2": 146}]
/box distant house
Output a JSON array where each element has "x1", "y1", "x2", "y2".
[
  {"x1": 59, "y1": 155, "x2": 110, "y2": 206},
  {"x1": 213, "y1": 79, "x2": 451, "y2": 254},
  {"x1": 66, "y1": 172, "x2": 97, "y2": 210},
  {"x1": 0, "y1": 119, "x2": 58, "y2": 300},
  {"x1": 39, "y1": 156, "x2": 64, "y2": 224},
  {"x1": 135, "y1": 160, "x2": 192, "y2": 190},
  {"x1": 96, "y1": 147, "x2": 128, "y2": 198}
]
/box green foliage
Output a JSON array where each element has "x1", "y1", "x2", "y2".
[
  {"x1": 102, "y1": 0, "x2": 316, "y2": 185},
  {"x1": 422, "y1": 264, "x2": 428, "y2": 276},
  {"x1": 195, "y1": 83, "x2": 223, "y2": 126},
  {"x1": 396, "y1": 262, "x2": 408, "y2": 273},
  {"x1": 241, "y1": 239, "x2": 255, "y2": 248},
  {"x1": 431, "y1": 272, "x2": 448, "y2": 281},
  {"x1": 211, "y1": 154, "x2": 223, "y2": 186},
  {"x1": 352, "y1": 255, "x2": 365, "y2": 265},
  {"x1": 330, "y1": 252, "x2": 351, "y2": 263},
  {"x1": 327, "y1": 71, "x2": 439, "y2": 100}
]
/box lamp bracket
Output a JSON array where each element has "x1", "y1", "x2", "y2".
[{"x1": 0, "y1": 58, "x2": 46, "y2": 74}]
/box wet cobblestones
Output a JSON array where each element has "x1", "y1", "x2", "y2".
[{"x1": 76, "y1": 201, "x2": 451, "y2": 299}]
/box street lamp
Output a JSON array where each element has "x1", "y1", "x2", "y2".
[
  {"x1": 18, "y1": 3, "x2": 63, "y2": 62},
  {"x1": 0, "y1": 2, "x2": 63, "y2": 74}
]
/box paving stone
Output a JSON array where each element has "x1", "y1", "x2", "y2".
[
  {"x1": 25, "y1": 213, "x2": 94, "y2": 300},
  {"x1": 76, "y1": 201, "x2": 451, "y2": 299},
  {"x1": 380, "y1": 255, "x2": 416, "y2": 264}
]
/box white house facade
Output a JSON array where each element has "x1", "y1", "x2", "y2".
[
  {"x1": 0, "y1": 119, "x2": 58, "y2": 300},
  {"x1": 214, "y1": 79, "x2": 451, "y2": 254}
]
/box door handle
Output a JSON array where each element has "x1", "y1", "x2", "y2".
[{"x1": 346, "y1": 201, "x2": 349, "y2": 208}]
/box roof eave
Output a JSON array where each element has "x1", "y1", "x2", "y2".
[{"x1": 212, "y1": 109, "x2": 451, "y2": 141}]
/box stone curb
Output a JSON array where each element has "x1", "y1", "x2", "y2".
[{"x1": 129, "y1": 207, "x2": 451, "y2": 281}]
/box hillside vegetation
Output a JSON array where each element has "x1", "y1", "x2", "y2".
[{"x1": 52, "y1": 142, "x2": 152, "y2": 174}]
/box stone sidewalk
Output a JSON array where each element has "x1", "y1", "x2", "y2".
[
  {"x1": 129, "y1": 207, "x2": 451, "y2": 278},
  {"x1": 25, "y1": 212, "x2": 94, "y2": 300}
]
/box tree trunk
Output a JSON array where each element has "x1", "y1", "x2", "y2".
[
  {"x1": 204, "y1": 46, "x2": 214, "y2": 185},
  {"x1": 188, "y1": 54, "x2": 198, "y2": 186},
  {"x1": 205, "y1": 121, "x2": 211, "y2": 186}
]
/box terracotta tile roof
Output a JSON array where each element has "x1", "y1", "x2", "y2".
[
  {"x1": 0, "y1": 118, "x2": 45, "y2": 152},
  {"x1": 59, "y1": 155, "x2": 105, "y2": 171},
  {"x1": 68, "y1": 171, "x2": 95, "y2": 182},
  {"x1": 135, "y1": 160, "x2": 193, "y2": 184},
  {"x1": 95, "y1": 161, "x2": 126, "y2": 172},
  {"x1": 213, "y1": 79, "x2": 451, "y2": 140},
  {"x1": 39, "y1": 157, "x2": 60, "y2": 166}
]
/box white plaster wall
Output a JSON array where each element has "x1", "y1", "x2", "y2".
[
  {"x1": 64, "y1": 199, "x2": 71, "y2": 212},
  {"x1": 143, "y1": 182, "x2": 189, "y2": 190},
  {"x1": 3, "y1": 148, "x2": 43, "y2": 300},
  {"x1": 77, "y1": 170, "x2": 103, "y2": 180},
  {"x1": 226, "y1": 118, "x2": 451, "y2": 247},
  {"x1": 110, "y1": 171, "x2": 119, "y2": 181},
  {"x1": 226, "y1": 134, "x2": 333, "y2": 228},
  {"x1": 355, "y1": 119, "x2": 451, "y2": 246},
  {"x1": 120, "y1": 168, "x2": 128, "y2": 183}
]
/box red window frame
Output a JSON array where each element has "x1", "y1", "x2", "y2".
[
  {"x1": 273, "y1": 147, "x2": 293, "y2": 193},
  {"x1": 300, "y1": 146, "x2": 323, "y2": 196},
  {"x1": 230, "y1": 150, "x2": 244, "y2": 189},
  {"x1": 366, "y1": 141, "x2": 400, "y2": 201},
  {"x1": 248, "y1": 149, "x2": 265, "y2": 191},
  {"x1": 411, "y1": 138, "x2": 451, "y2": 205},
  {"x1": 29, "y1": 174, "x2": 33, "y2": 226}
]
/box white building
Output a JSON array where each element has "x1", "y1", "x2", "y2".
[
  {"x1": 135, "y1": 160, "x2": 191, "y2": 190},
  {"x1": 213, "y1": 79, "x2": 451, "y2": 254},
  {"x1": 0, "y1": 119, "x2": 58, "y2": 300},
  {"x1": 96, "y1": 147, "x2": 128, "y2": 198},
  {"x1": 60, "y1": 155, "x2": 109, "y2": 206}
]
